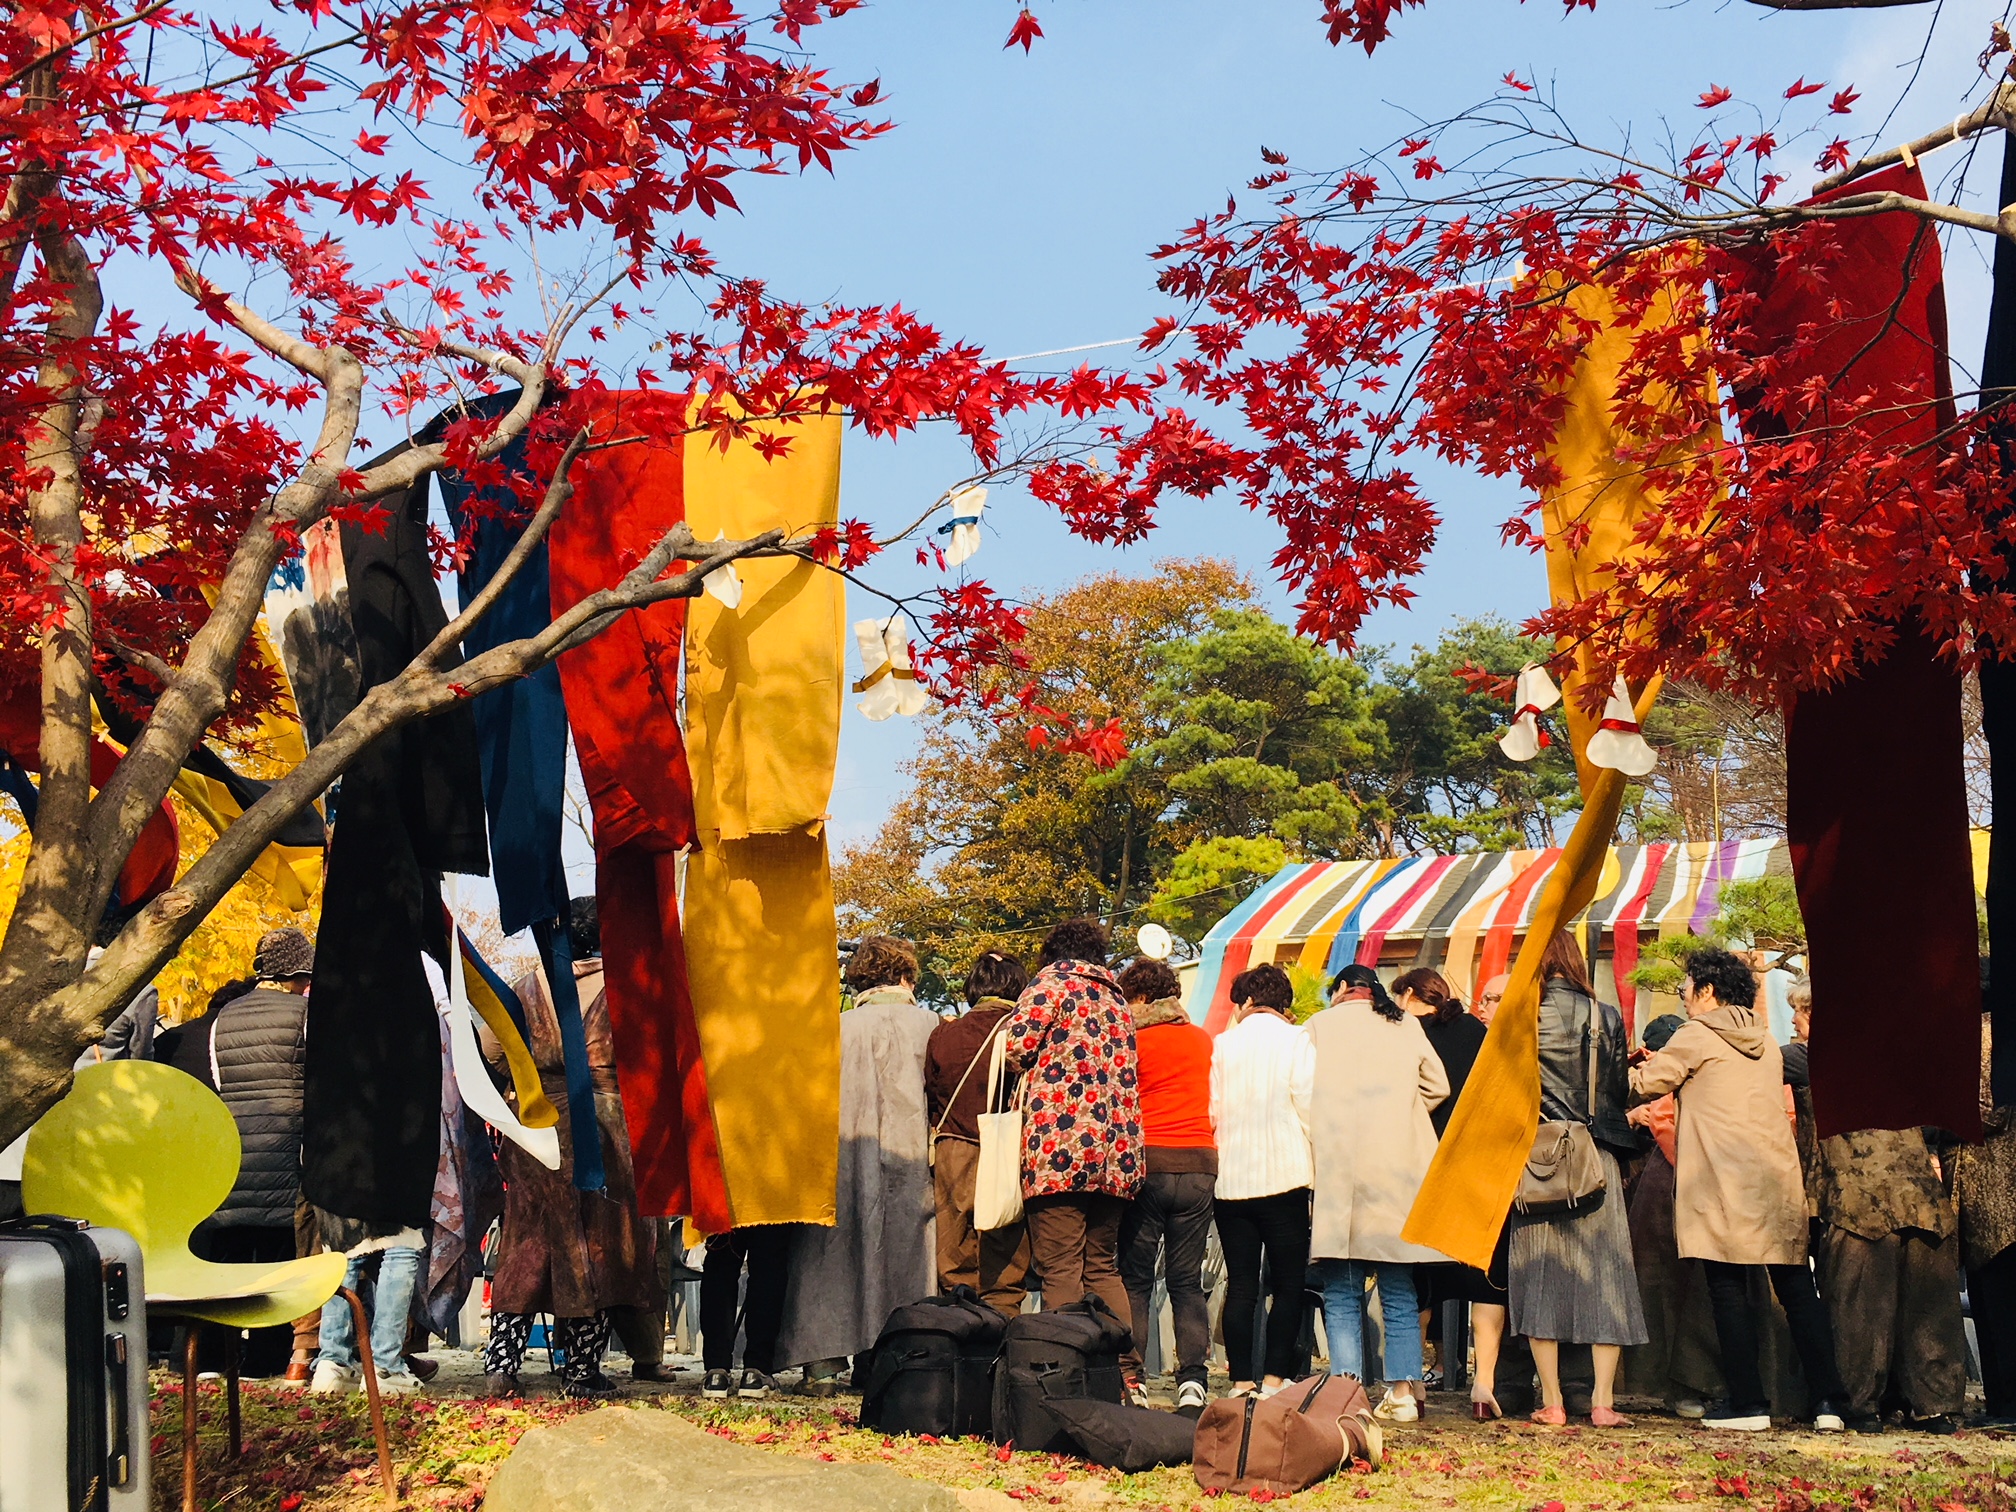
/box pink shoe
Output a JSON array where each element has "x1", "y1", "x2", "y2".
[
  {"x1": 1590, "y1": 1406, "x2": 1632, "y2": 1428},
  {"x1": 1529, "y1": 1404, "x2": 1568, "y2": 1426}
]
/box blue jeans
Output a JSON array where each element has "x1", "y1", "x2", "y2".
[
  {"x1": 317, "y1": 1248, "x2": 420, "y2": 1378},
  {"x1": 1313, "y1": 1258, "x2": 1422, "y2": 1383}
]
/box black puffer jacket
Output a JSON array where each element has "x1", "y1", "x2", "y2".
[
  {"x1": 207, "y1": 987, "x2": 309, "y2": 1228},
  {"x1": 1537, "y1": 979, "x2": 1638, "y2": 1157}
]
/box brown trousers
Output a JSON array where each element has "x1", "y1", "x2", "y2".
[
  {"x1": 293, "y1": 1201, "x2": 321, "y2": 1359},
  {"x1": 1025, "y1": 1192, "x2": 1131, "y2": 1332},
  {"x1": 1820, "y1": 1225, "x2": 1967, "y2": 1418},
  {"x1": 933, "y1": 1138, "x2": 1032, "y2": 1315}
]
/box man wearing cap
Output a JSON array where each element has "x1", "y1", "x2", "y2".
[{"x1": 185, "y1": 926, "x2": 316, "y2": 1378}]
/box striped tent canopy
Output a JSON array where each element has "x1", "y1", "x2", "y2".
[{"x1": 1189, "y1": 838, "x2": 1806, "y2": 1036}]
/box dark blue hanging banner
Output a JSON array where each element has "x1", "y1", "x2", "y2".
[{"x1": 532, "y1": 917, "x2": 606, "y2": 1194}]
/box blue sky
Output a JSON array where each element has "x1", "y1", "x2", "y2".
[{"x1": 653, "y1": 0, "x2": 1998, "y2": 858}]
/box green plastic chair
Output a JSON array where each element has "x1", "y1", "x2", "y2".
[{"x1": 23, "y1": 1060, "x2": 397, "y2": 1508}]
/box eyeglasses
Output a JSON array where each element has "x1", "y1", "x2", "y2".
[{"x1": 1480, "y1": 992, "x2": 1503, "y2": 1005}]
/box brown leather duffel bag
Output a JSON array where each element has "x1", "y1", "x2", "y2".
[{"x1": 1192, "y1": 1373, "x2": 1382, "y2": 1494}]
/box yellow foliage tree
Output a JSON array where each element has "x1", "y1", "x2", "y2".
[{"x1": 151, "y1": 794, "x2": 321, "y2": 1024}]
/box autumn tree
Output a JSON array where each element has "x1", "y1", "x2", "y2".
[
  {"x1": 834, "y1": 560, "x2": 1251, "y2": 998},
  {"x1": 0, "y1": 3, "x2": 1198, "y2": 1146}
]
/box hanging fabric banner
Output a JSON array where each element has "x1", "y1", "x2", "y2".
[
  {"x1": 1720, "y1": 163, "x2": 1981, "y2": 1141},
  {"x1": 682, "y1": 405, "x2": 845, "y2": 1232},
  {"x1": 1405, "y1": 269, "x2": 1708, "y2": 1269}
]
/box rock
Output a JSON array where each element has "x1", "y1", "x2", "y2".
[
  {"x1": 956, "y1": 1491, "x2": 1022, "y2": 1512},
  {"x1": 482, "y1": 1405, "x2": 962, "y2": 1512}
]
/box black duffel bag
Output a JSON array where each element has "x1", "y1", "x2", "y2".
[
  {"x1": 991, "y1": 1294, "x2": 1133, "y2": 1451},
  {"x1": 858, "y1": 1287, "x2": 1009, "y2": 1438},
  {"x1": 1046, "y1": 1397, "x2": 1197, "y2": 1470}
]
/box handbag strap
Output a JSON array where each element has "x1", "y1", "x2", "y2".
[
  {"x1": 933, "y1": 1014, "x2": 1010, "y2": 1143},
  {"x1": 1582, "y1": 1007, "x2": 1600, "y2": 1127}
]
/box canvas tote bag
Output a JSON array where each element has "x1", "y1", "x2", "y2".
[{"x1": 974, "y1": 1026, "x2": 1026, "y2": 1231}]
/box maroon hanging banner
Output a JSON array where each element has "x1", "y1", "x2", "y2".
[{"x1": 1718, "y1": 165, "x2": 1981, "y2": 1141}]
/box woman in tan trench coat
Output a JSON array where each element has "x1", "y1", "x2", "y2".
[
  {"x1": 1628, "y1": 946, "x2": 1847, "y2": 1433},
  {"x1": 1305, "y1": 964, "x2": 1450, "y2": 1422}
]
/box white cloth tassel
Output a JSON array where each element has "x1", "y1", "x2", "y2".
[
  {"x1": 1586, "y1": 674, "x2": 1658, "y2": 776},
  {"x1": 940, "y1": 485, "x2": 987, "y2": 567},
  {"x1": 853, "y1": 619, "x2": 901, "y2": 719},
  {"x1": 703, "y1": 532, "x2": 743, "y2": 608},
  {"x1": 1498, "y1": 663, "x2": 1561, "y2": 762},
  {"x1": 853, "y1": 616, "x2": 929, "y2": 720},
  {"x1": 884, "y1": 618, "x2": 931, "y2": 717}
]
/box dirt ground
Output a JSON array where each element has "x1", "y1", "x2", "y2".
[{"x1": 151, "y1": 1350, "x2": 2016, "y2": 1512}]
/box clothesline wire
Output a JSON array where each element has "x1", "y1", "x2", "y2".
[{"x1": 996, "y1": 273, "x2": 1517, "y2": 366}]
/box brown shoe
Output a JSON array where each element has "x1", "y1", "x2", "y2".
[
  {"x1": 282, "y1": 1361, "x2": 312, "y2": 1387},
  {"x1": 630, "y1": 1362, "x2": 672, "y2": 1383},
  {"x1": 403, "y1": 1355, "x2": 440, "y2": 1383}
]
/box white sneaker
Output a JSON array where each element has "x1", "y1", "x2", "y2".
[
  {"x1": 1176, "y1": 1381, "x2": 1209, "y2": 1415},
  {"x1": 1373, "y1": 1387, "x2": 1420, "y2": 1423},
  {"x1": 309, "y1": 1361, "x2": 358, "y2": 1395},
  {"x1": 1676, "y1": 1398, "x2": 1707, "y2": 1420},
  {"x1": 372, "y1": 1370, "x2": 422, "y2": 1397}
]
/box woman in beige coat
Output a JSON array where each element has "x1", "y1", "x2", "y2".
[
  {"x1": 1306, "y1": 964, "x2": 1450, "y2": 1421},
  {"x1": 1628, "y1": 947, "x2": 1847, "y2": 1433}
]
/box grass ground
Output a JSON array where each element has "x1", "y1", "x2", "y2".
[{"x1": 151, "y1": 1376, "x2": 2016, "y2": 1512}]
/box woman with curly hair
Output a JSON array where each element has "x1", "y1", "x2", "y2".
[{"x1": 1003, "y1": 918, "x2": 1142, "y2": 1330}]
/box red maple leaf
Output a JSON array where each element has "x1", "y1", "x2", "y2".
[
  {"x1": 1698, "y1": 84, "x2": 1733, "y2": 108},
  {"x1": 1005, "y1": 9, "x2": 1044, "y2": 51},
  {"x1": 1783, "y1": 77, "x2": 1824, "y2": 98}
]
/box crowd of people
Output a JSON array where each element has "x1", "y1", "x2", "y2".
[{"x1": 69, "y1": 905, "x2": 2016, "y2": 1434}]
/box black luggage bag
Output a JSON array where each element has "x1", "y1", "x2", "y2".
[
  {"x1": 858, "y1": 1287, "x2": 1009, "y2": 1438},
  {"x1": 990, "y1": 1294, "x2": 1132, "y2": 1451}
]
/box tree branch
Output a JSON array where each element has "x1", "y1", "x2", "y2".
[
  {"x1": 1813, "y1": 82, "x2": 2016, "y2": 193},
  {"x1": 0, "y1": 522, "x2": 792, "y2": 1151}
]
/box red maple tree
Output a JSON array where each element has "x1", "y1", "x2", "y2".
[{"x1": 0, "y1": 1, "x2": 1191, "y2": 1141}]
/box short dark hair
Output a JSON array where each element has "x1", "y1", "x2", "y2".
[
  {"x1": 846, "y1": 934, "x2": 919, "y2": 991},
  {"x1": 568, "y1": 896, "x2": 601, "y2": 960},
  {"x1": 1642, "y1": 1013, "x2": 1687, "y2": 1053},
  {"x1": 1684, "y1": 946, "x2": 1756, "y2": 1009},
  {"x1": 1039, "y1": 917, "x2": 1109, "y2": 969},
  {"x1": 1231, "y1": 962, "x2": 1293, "y2": 1013},
  {"x1": 1116, "y1": 958, "x2": 1181, "y2": 1005},
  {"x1": 964, "y1": 950, "x2": 1029, "y2": 1006}
]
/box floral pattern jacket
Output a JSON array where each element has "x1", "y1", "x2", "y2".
[{"x1": 1003, "y1": 959, "x2": 1143, "y2": 1200}]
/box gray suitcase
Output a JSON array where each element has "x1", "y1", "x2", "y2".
[{"x1": 0, "y1": 1216, "x2": 149, "y2": 1512}]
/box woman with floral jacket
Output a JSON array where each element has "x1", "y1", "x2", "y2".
[{"x1": 1004, "y1": 917, "x2": 1143, "y2": 1325}]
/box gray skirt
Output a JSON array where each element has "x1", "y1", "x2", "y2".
[{"x1": 1507, "y1": 1148, "x2": 1649, "y2": 1346}]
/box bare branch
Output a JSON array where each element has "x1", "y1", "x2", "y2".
[
  {"x1": 173, "y1": 268, "x2": 332, "y2": 381},
  {"x1": 1747, "y1": 0, "x2": 1936, "y2": 9},
  {"x1": 1813, "y1": 82, "x2": 2016, "y2": 193},
  {"x1": 419, "y1": 425, "x2": 591, "y2": 668},
  {"x1": 0, "y1": 2, "x2": 175, "y2": 95}
]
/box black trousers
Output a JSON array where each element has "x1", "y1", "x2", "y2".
[
  {"x1": 1118, "y1": 1171, "x2": 1216, "y2": 1384},
  {"x1": 1216, "y1": 1188, "x2": 1311, "y2": 1383},
  {"x1": 190, "y1": 1223, "x2": 298, "y2": 1377},
  {"x1": 1970, "y1": 1245, "x2": 2016, "y2": 1417},
  {"x1": 699, "y1": 1225, "x2": 794, "y2": 1373},
  {"x1": 1702, "y1": 1259, "x2": 1845, "y2": 1414}
]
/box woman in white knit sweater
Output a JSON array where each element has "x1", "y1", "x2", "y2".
[{"x1": 1209, "y1": 963, "x2": 1315, "y2": 1397}]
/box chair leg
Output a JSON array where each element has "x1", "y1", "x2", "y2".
[
  {"x1": 344, "y1": 1287, "x2": 399, "y2": 1506},
  {"x1": 181, "y1": 1328, "x2": 200, "y2": 1512},
  {"x1": 226, "y1": 1330, "x2": 243, "y2": 1458}
]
